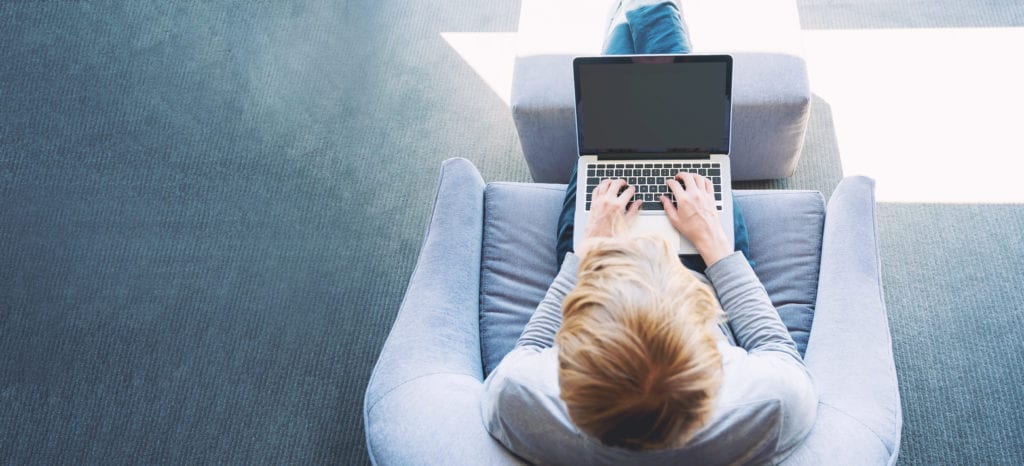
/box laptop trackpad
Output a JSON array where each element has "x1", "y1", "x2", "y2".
[{"x1": 629, "y1": 216, "x2": 681, "y2": 251}]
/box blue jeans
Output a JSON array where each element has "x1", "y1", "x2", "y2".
[{"x1": 556, "y1": 0, "x2": 752, "y2": 270}]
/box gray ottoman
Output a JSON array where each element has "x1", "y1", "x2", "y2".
[{"x1": 512, "y1": 0, "x2": 810, "y2": 182}]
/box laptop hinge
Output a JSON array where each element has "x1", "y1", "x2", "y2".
[{"x1": 594, "y1": 153, "x2": 711, "y2": 160}]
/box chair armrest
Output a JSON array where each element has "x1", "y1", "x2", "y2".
[
  {"x1": 802, "y1": 176, "x2": 902, "y2": 464},
  {"x1": 364, "y1": 158, "x2": 490, "y2": 462},
  {"x1": 365, "y1": 374, "x2": 526, "y2": 465}
]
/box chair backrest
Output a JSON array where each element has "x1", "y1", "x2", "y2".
[{"x1": 479, "y1": 182, "x2": 825, "y2": 375}]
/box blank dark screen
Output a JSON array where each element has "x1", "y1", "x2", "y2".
[{"x1": 578, "y1": 61, "x2": 729, "y2": 153}]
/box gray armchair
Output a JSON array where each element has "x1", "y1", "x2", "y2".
[
  {"x1": 366, "y1": 3, "x2": 901, "y2": 461},
  {"x1": 364, "y1": 158, "x2": 902, "y2": 465}
]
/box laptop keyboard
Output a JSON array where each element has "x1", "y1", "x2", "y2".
[{"x1": 584, "y1": 162, "x2": 723, "y2": 211}]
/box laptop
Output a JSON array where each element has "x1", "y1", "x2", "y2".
[{"x1": 572, "y1": 54, "x2": 735, "y2": 255}]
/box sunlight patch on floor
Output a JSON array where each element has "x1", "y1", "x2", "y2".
[
  {"x1": 803, "y1": 27, "x2": 1024, "y2": 203},
  {"x1": 441, "y1": 25, "x2": 1024, "y2": 203},
  {"x1": 440, "y1": 32, "x2": 517, "y2": 106}
]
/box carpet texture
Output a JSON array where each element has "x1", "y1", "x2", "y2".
[
  {"x1": 0, "y1": 1, "x2": 524, "y2": 464},
  {"x1": 797, "y1": 0, "x2": 1024, "y2": 29},
  {"x1": 878, "y1": 204, "x2": 1024, "y2": 465},
  {"x1": 1, "y1": 0, "x2": 1023, "y2": 465}
]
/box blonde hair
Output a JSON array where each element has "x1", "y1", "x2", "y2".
[{"x1": 556, "y1": 235, "x2": 725, "y2": 450}]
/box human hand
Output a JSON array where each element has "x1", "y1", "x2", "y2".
[
  {"x1": 659, "y1": 172, "x2": 732, "y2": 266},
  {"x1": 578, "y1": 178, "x2": 642, "y2": 257}
]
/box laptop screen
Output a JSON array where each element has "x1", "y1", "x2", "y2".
[{"x1": 573, "y1": 55, "x2": 732, "y2": 155}]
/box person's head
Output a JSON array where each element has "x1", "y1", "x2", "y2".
[{"x1": 556, "y1": 235, "x2": 725, "y2": 451}]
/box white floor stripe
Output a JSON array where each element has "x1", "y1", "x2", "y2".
[
  {"x1": 441, "y1": 26, "x2": 1024, "y2": 203},
  {"x1": 802, "y1": 27, "x2": 1024, "y2": 203}
]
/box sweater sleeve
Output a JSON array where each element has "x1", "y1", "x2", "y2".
[
  {"x1": 705, "y1": 252, "x2": 803, "y2": 364},
  {"x1": 515, "y1": 253, "x2": 580, "y2": 350}
]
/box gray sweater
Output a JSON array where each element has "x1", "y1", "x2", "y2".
[{"x1": 481, "y1": 252, "x2": 817, "y2": 465}]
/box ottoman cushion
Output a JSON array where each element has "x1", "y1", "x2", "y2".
[{"x1": 512, "y1": 0, "x2": 809, "y2": 182}]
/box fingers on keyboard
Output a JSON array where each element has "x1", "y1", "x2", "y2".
[{"x1": 585, "y1": 162, "x2": 724, "y2": 211}]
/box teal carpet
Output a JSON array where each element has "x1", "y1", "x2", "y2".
[
  {"x1": 0, "y1": 1, "x2": 524, "y2": 463},
  {"x1": 1, "y1": 0, "x2": 1022, "y2": 464},
  {"x1": 878, "y1": 204, "x2": 1024, "y2": 465}
]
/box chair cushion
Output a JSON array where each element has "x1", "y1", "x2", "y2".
[
  {"x1": 479, "y1": 183, "x2": 566, "y2": 375},
  {"x1": 737, "y1": 190, "x2": 825, "y2": 356},
  {"x1": 479, "y1": 184, "x2": 824, "y2": 376}
]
